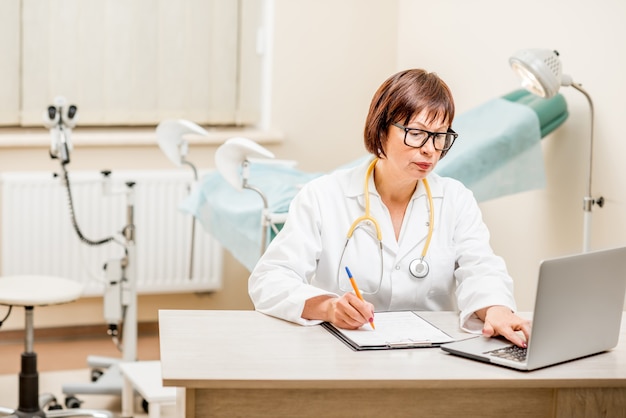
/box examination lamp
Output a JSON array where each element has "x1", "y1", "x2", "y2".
[
  {"x1": 156, "y1": 119, "x2": 209, "y2": 279},
  {"x1": 509, "y1": 49, "x2": 604, "y2": 252}
]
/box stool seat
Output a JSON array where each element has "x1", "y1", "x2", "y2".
[
  {"x1": 0, "y1": 275, "x2": 83, "y2": 307},
  {"x1": 0, "y1": 275, "x2": 112, "y2": 417}
]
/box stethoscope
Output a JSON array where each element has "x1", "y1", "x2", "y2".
[{"x1": 337, "y1": 158, "x2": 435, "y2": 293}]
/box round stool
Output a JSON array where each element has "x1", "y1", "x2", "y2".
[{"x1": 0, "y1": 275, "x2": 111, "y2": 417}]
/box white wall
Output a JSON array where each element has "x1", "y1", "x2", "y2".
[
  {"x1": 269, "y1": 0, "x2": 398, "y2": 172},
  {"x1": 396, "y1": 0, "x2": 626, "y2": 309}
]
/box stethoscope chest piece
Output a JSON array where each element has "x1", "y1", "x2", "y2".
[{"x1": 409, "y1": 258, "x2": 429, "y2": 279}]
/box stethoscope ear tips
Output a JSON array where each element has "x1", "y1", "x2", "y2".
[{"x1": 409, "y1": 258, "x2": 429, "y2": 279}]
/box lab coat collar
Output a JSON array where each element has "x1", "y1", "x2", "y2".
[
  {"x1": 345, "y1": 156, "x2": 445, "y2": 201},
  {"x1": 345, "y1": 156, "x2": 376, "y2": 199},
  {"x1": 424, "y1": 171, "x2": 444, "y2": 198},
  {"x1": 344, "y1": 157, "x2": 445, "y2": 255}
]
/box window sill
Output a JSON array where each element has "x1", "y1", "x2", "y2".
[{"x1": 0, "y1": 126, "x2": 284, "y2": 148}]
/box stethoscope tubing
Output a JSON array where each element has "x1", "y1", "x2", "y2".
[{"x1": 338, "y1": 158, "x2": 435, "y2": 291}]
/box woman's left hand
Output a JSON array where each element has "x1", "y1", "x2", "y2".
[{"x1": 477, "y1": 305, "x2": 531, "y2": 348}]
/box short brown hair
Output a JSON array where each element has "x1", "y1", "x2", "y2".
[{"x1": 363, "y1": 69, "x2": 455, "y2": 158}]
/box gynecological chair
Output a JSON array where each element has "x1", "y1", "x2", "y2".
[
  {"x1": 0, "y1": 275, "x2": 112, "y2": 418},
  {"x1": 181, "y1": 89, "x2": 570, "y2": 272}
]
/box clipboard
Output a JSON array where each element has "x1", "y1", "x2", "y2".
[{"x1": 321, "y1": 311, "x2": 455, "y2": 351}]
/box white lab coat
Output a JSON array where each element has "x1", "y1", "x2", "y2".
[{"x1": 249, "y1": 157, "x2": 517, "y2": 332}]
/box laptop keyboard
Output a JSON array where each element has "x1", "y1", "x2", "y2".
[{"x1": 485, "y1": 345, "x2": 527, "y2": 362}]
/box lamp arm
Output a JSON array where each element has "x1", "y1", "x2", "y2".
[
  {"x1": 571, "y1": 83, "x2": 604, "y2": 253},
  {"x1": 570, "y1": 83, "x2": 595, "y2": 209}
]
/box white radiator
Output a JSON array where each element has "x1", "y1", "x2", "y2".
[{"x1": 0, "y1": 169, "x2": 223, "y2": 296}]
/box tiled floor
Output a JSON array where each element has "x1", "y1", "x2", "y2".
[{"x1": 0, "y1": 331, "x2": 174, "y2": 417}]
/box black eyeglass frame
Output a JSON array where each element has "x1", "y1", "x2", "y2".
[{"x1": 392, "y1": 122, "x2": 458, "y2": 151}]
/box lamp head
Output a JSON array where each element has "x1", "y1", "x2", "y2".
[
  {"x1": 156, "y1": 119, "x2": 208, "y2": 166},
  {"x1": 509, "y1": 49, "x2": 573, "y2": 98}
]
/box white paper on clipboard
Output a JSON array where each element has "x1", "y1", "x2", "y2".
[{"x1": 322, "y1": 311, "x2": 455, "y2": 350}]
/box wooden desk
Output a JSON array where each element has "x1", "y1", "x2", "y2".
[{"x1": 158, "y1": 310, "x2": 626, "y2": 418}]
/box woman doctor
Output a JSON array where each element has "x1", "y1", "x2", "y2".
[{"x1": 249, "y1": 69, "x2": 530, "y2": 347}]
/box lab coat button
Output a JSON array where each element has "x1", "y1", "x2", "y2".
[{"x1": 395, "y1": 265, "x2": 401, "y2": 270}]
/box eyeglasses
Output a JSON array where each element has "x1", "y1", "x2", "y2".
[{"x1": 392, "y1": 122, "x2": 458, "y2": 151}]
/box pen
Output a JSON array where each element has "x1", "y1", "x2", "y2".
[{"x1": 344, "y1": 266, "x2": 375, "y2": 330}]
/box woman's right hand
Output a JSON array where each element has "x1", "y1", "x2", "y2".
[
  {"x1": 302, "y1": 293, "x2": 375, "y2": 329},
  {"x1": 326, "y1": 293, "x2": 375, "y2": 330}
]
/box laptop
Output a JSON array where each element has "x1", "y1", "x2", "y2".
[{"x1": 441, "y1": 246, "x2": 626, "y2": 371}]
